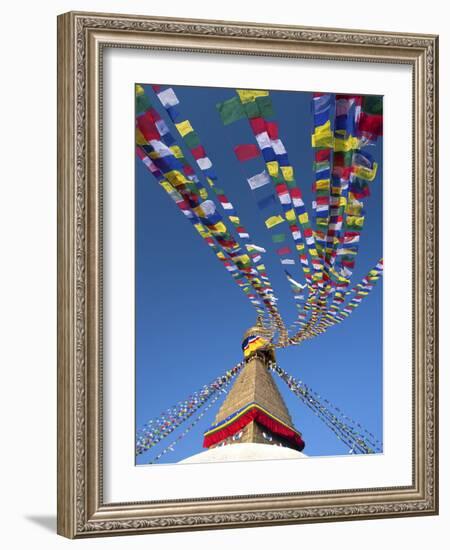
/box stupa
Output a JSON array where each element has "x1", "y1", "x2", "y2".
[{"x1": 179, "y1": 322, "x2": 306, "y2": 463}]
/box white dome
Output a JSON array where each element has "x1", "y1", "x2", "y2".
[{"x1": 179, "y1": 442, "x2": 307, "y2": 464}]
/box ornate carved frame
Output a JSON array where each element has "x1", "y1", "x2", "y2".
[{"x1": 57, "y1": 11, "x2": 439, "y2": 538}]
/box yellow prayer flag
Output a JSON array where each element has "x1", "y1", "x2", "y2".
[
  {"x1": 160, "y1": 181, "x2": 174, "y2": 194},
  {"x1": 281, "y1": 165, "x2": 294, "y2": 181},
  {"x1": 175, "y1": 120, "x2": 194, "y2": 137},
  {"x1": 354, "y1": 162, "x2": 378, "y2": 181},
  {"x1": 331, "y1": 185, "x2": 342, "y2": 195},
  {"x1": 199, "y1": 188, "x2": 208, "y2": 200},
  {"x1": 193, "y1": 205, "x2": 206, "y2": 217},
  {"x1": 229, "y1": 216, "x2": 240, "y2": 225},
  {"x1": 170, "y1": 145, "x2": 184, "y2": 159},
  {"x1": 135, "y1": 84, "x2": 145, "y2": 95},
  {"x1": 346, "y1": 201, "x2": 363, "y2": 216},
  {"x1": 136, "y1": 128, "x2": 147, "y2": 146},
  {"x1": 194, "y1": 222, "x2": 205, "y2": 233},
  {"x1": 165, "y1": 170, "x2": 188, "y2": 186},
  {"x1": 315, "y1": 179, "x2": 330, "y2": 190},
  {"x1": 266, "y1": 161, "x2": 279, "y2": 177},
  {"x1": 257, "y1": 264, "x2": 266, "y2": 271},
  {"x1": 265, "y1": 215, "x2": 284, "y2": 229},
  {"x1": 334, "y1": 135, "x2": 360, "y2": 152},
  {"x1": 233, "y1": 254, "x2": 251, "y2": 265},
  {"x1": 311, "y1": 120, "x2": 334, "y2": 148},
  {"x1": 209, "y1": 221, "x2": 227, "y2": 234},
  {"x1": 347, "y1": 216, "x2": 365, "y2": 228},
  {"x1": 216, "y1": 251, "x2": 226, "y2": 260},
  {"x1": 236, "y1": 89, "x2": 269, "y2": 104},
  {"x1": 285, "y1": 209, "x2": 296, "y2": 223},
  {"x1": 298, "y1": 212, "x2": 309, "y2": 225}
]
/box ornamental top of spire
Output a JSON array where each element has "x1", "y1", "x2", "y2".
[
  {"x1": 242, "y1": 318, "x2": 275, "y2": 361},
  {"x1": 242, "y1": 316, "x2": 273, "y2": 342}
]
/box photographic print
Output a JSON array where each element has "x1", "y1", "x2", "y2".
[{"x1": 135, "y1": 84, "x2": 383, "y2": 466}]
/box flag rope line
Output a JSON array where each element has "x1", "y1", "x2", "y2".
[
  {"x1": 136, "y1": 85, "x2": 286, "y2": 336},
  {"x1": 135, "y1": 362, "x2": 244, "y2": 456},
  {"x1": 147, "y1": 380, "x2": 233, "y2": 464},
  {"x1": 268, "y1": 362, "x2": 381, "y2": 453}
]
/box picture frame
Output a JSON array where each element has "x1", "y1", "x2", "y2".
[{"x1": 57, "y1": 10, "x2": 439, "y2": 538}]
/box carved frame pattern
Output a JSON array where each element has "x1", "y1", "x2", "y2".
[{"x1": 57, "y1": 11, "x2": 438, "y2": 538}]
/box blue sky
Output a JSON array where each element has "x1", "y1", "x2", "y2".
[{"x1": 135, "y1": 84, "x2": 383, "y2": 465}]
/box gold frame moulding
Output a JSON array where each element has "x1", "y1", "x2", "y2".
[{"x1": 57, "y1": 11, "x2": 439, "y2": 538}]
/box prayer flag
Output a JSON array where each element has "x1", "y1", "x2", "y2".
[
  {"x1": 136, "y1": 90, "x2": 150, "y2": 114},
  {"x1": 256, "y1": 95, "x2": 275, "y2": 118},
  {"x1": 276, "y1": 246, "x2": 292, "y2": 256},
  {"x1": 247, "y1": 170, "x2": 271, "y2": 190},
  {"x1": 312, "y1": 120, "x2": 334, "y2": 148},
  {"x1": 271, "y1": 139, "x2": 287, "y2": 156},
  {"x1": 183, "y1": 131, "x2": 200, "y2": 149},
  {"x1": 234, "y1": 144, "x2": 259, "y2": 162},
  {"x1": 266, "y1": 121, "x2": 278, "y2": 139},
  {"x1": 358, "y1": 113, "x2": 383, "y2": 137},
  {"x1": 266, "y1": 161, "x2": 279, "y2": 177},
  {"x1": 363, "y1": 95, "x2": 383, "y2": 115},
  {"x1": 272, "y1": 233, "x2": 286, "y2": 243},
  {"x1": 157, "y1": 88, "x2": 180, "y2": 108},
  {"x1": 175, "y1": 120, "x2": 194, "y2": 137},
  {"x1": 249, "y1": 117, "x2": 266, "y2": 135},
  {"x1": 246, "y1": 244, "x2": 267, "y2": 253},
  {"x1": 216, "y1": 97, "x2": 245, "y2": 125},
  {"x1": 257, "y1": 194, "x2": 276, "y2": 209},
  {"x1": 265, "y1": 215, "x2": 285, "y2": 229},
  {"x1": 237, "y1": 89, "x2": 269, "y2": 104},
  {"x1": 281, "y1": 165, "x2": 294, "y2": 181},
  {"x1": 255, "y1": 131, "x2": 271, "y2": 150},
  {"x1": 197, "y1": 157, "x2": 213, "y2": 170}
]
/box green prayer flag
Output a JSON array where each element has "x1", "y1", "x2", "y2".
[
  {"x1": 183, "y1": 131, "x2": 201, "y2": 149},
  {"x1": 286, "y1": 179, "x2": 297, "y2": 189},
  {"x1": 256, "y1": 95, "x2": 275, "y2": 118},
  {"x1": 363, "y1": 95, "x2": 383, "y2": 115},
  {"x1": 272, "y1": 173, "x2": 285, "y2": 184},
  {"x1": 244, "y1": 101, "x2": 260, "y2": 118},
  {"x1": 272, "y1": 233, "x2": 286, "y2": 243},
  {"x1": 216, "y1": 97, "x2": 246, "y2": 125},
  {"x1": 136, "y1": 93, "x2": 150, "y2": 114}
]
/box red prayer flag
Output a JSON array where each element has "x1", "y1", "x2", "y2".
[
  {"x1": 315, "y1": 149, "x2": 331, "y2": 162},
  {"x1": 183, "y1": 164, "x2": 195, "y2": 176},
  {"x1": 276, "y1": 246, "x2": 292, "y2": 256},
  {"x1": 316, "y1": 196, "x2": 329, "y2": 206},
  {"x1": 275, "y1": 183, "x2": 288, "y2": 194},
  {"x1": 136, "y1": 112, "x2": 160, "y2": 141},
  {"x1": 233, "y1": 144, "x2": 259, "y2": 162},
  {"x1": 266, "y1": 121, "x2": 279, "y2": 140},
  {"x1": 191, "y1": 145, "x2": 207, "y2": 160},
  {"x1": 358, "y1": 113, "x2": 383, "y2": 137},
  {"x1": 249, "y1": 117, "x2": 266, "y2": 135}
]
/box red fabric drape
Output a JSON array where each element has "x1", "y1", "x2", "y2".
[{"x1": 203, "y1": 406, "x2": 305, "y2": 451}]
